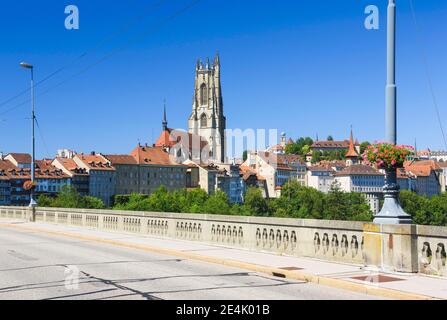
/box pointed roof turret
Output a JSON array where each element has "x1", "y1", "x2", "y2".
[
  {"x1": 162, "y1": 99, "x2": 168, "y2": 131},
  {"x1": 345, "y1": 126, "x2": 359, "y2": 158},
  {"x1": 214, "y1": 51, "x2": 220, "y2": 66}
]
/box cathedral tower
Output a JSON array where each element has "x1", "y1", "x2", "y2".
[{"x1": 188, "y1": 53, "x2": 226, "y2": 163}]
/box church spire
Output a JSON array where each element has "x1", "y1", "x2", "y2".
[
  {"x1": 162, "y1": 99, "x2": 168, "y2": 131},
  {"x1": 345, "y1": 126, "x2": 359, "y2": 165},
  {"x1": 214, "y1": 51, "x2": 220, "y2": 66}
]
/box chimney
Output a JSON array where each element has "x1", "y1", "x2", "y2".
[{"x1": 91, "y1": 151, "x2": 96, "y2": 156}]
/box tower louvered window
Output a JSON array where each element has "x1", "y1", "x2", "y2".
[
  {"x1": 200, "y1": 83, "x2": 208, "y2": 105},
  {"x1": 200, "y1": 114, "x2": 207, "y2": 128}
]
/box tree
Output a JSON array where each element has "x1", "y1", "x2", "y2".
[
  {"x1": 327, "y1": 135, "x2": 334, "y2": 141},
  {"x1": 230, "y1": 204, "x2": 252, "y2": 216},
  {"x1": 311, "y1": 150, "x2": 321, "y2": 164},
  {"x1": 360, "y1": 141, "x2": 371, "y2": 155},
  {"x1": 52, "y1": 185, "x2": 82, "y2": 208},
  {"x1": 285, "y1": 137, "x2": 313, "y2": 156},
  {"x1": 37, "y1": 195, "x2": 53, "y2": 207},
  {"x1": 202, "y1": 190, "x2": 231, "y2": 215},
  {"x1": 114, "y1": 193, "x2": 150, "y2": 211},
  {"x1": 399, "y1": 190, "x2": 430, "y2": 225},
  {"x1": 146, "y1": 185, "x2": 171, "y2": 212},
  {"x1": 301, "y1": 145, "x2": 310, "y2": 155},
  {"x1": 37, "y1": 185, "x2": 105, "y2": 209},
  {"x1": 82, "y1": 196, "x2": 106, "y2": 209},
  {"x1": 346, "y1": 192, "x2": 374, "y2": 222},
  {"x1": 427, "y1": 194, "x2": 447, "y2": 226},
  {"x1": 186, "y1": 188, "x2": 209, "y2": 212},
  {"x1": 323, "y1": 182, "x2": 350, "y2": 220},
  {"x1": 273, "y1": 181, "x2": 324, "y2": 219},
  {"x1": 244, "y1": 187, "x2": 268, "y2": 215},
  {"x1": 285, "y1": 141, "x2": 301, "y2": 155}
]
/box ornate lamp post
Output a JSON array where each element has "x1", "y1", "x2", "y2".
[{"x1": 373, "y1": 0, "x2": 412, "y2": 225}]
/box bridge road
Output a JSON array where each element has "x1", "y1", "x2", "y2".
[{"x1": 0, "y1": 224, "x2": 383, "y2": 300}]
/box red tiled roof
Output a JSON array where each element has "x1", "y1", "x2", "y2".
[
  {"x1": 268, "y1": 144, "x2": 285, "y2": 151},
  {"x1": 258, "y1": 152, "x2": 304, "y2": 170},
  {"x1": 36, "y1": 159, "x2": 55, "y2": 170},
  {"x1": 417, "y1": 150, "x2": 430, "y2": 157},
  {"x1": 345, "y1": 129, "x2": 359, "y2": 158},
  {"x1": 308, "y1": 165, "x2": 335, "y2": 173},
  {"x1": 54, "y1": 157, "x2": 88, "y2": 176},
  {"x1": 240, "y1": 164, "x2": 266, "y2": 181},
  {"x1": 54, "y1": 157, "x2": 79, "y2": 171},
  {"x1": 317, "y1": 160, "x2": 346, "y2": 167},
  {"x1": 76, "y1": 154, "x2": 115, "y2": 171},
  {"x1": 404, "y1": 160, "x2": 442, "y2": 177},
  {"x1": 130, "y1": 145, "x2": 185, "y2": 166},
  {"x1": 104, "y1": 154, "x2": 138, "y2": 165},
  {"x1": 34, "y1": 159, "x2": 70, "y2": 179},
  {"x1": 334, "y1": 164, "x2": 383, "y2": 176},
  {"x1": 0, "y1": 160, "x2": 17, "y2": 170},
  {"x1": 7, "y1": 153, "x2": 31, "y2": 164},
  {"x1": 312, "y1": 141, "x2": 350, "y2": 148},
  {"x1": 155, "y1": 128, "x2": 208, "y2": 152}
]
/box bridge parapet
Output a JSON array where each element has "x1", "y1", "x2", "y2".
[{"x1": 1, "y1": 206, "x2": 446, "y2": 276}]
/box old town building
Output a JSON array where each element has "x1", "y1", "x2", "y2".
[{"x1": 73, "y1": 153, "x2": 116, "y2": 206}]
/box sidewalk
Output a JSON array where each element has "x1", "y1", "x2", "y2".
[{"x1": 1, "y1": 219, "x2": 446, "y2": 300}]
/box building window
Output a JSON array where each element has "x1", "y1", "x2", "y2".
[
  {"x1": 200, "y1": 83, "x2": 207, "y2": 105},
  {"x1": 200, "y1": 113, "x2": 207, "y2": 128}
]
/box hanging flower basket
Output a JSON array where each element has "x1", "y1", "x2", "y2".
[{"x1": 362, "y1": 143, "x2": 414, "y2": 169}]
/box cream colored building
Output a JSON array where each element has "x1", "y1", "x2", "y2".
[
  {"x1": 333, "y1": 165, "x2": 384, "y2": 214},
  {"x1": 130, "y1": 145, "x2": 187, "y2": 194},
  {"x1": 102, "y1": 154, "x2": 140, "y2": 195},
  {"x1": 188, "y1": 53, "x2": 226, "y2": 164},
  {"x1": 73, "y1": 153, "x2": 116, "y2": 206},
  {"x1": 242, "y1": 151, "x2": 306, "y2": 198},
  {"x1": 306, "y1": 165, "x2": 336, "y2": 193}
]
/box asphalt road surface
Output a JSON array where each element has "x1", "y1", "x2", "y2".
[{"x1": 0, "y1": 224, "x2": 383, "y2": 300}]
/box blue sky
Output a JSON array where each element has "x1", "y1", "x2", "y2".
[{"x1": 0, "y1": 0, "x2": 446, "y2": 158}]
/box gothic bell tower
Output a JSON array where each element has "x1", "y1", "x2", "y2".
[{"x1": 188, "y1": 52, "x2": 226, "y2": 163}]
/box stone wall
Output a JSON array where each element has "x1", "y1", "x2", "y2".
[
  {"x1": 1, "y1": 206, "x2": 446, "y2": 276},
  {"x1": 416, "y1": 225, "x2": 447, "y2": 277}
]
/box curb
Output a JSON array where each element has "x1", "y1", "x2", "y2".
[{"x1": 0, "y1": 222, "x2": 437, "y2": 301}]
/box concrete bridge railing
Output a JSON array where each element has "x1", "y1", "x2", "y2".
[{"x1": 1, "y1": 206, "x2": 446, "y2": 277}]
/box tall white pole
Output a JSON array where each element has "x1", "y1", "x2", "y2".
[
  {"x1": 386, "y1": 0, "x2": 397, "y2": 144},
  {"x1": 30, "y1": 67, "x2": 37, "y2": 208}
]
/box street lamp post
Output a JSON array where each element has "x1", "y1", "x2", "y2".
[
  {"x1": 373, "y1": 0, "x2": 412, "y2": 225},
  {"x1": 20, "y1": 62, "x2": 37, "y2": 220}
]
